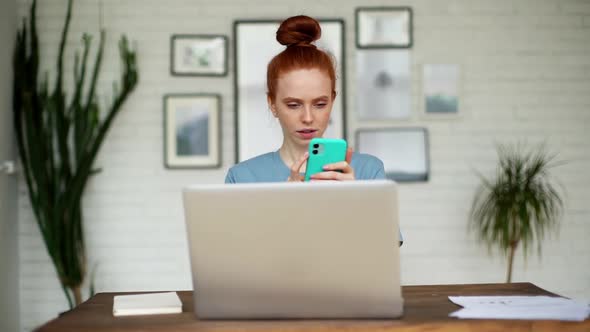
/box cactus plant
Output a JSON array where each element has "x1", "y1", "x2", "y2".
[{"x1": 13, "y1": 0, "x2": 138, "y2": 307}]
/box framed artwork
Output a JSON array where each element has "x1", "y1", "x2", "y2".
[
  {"x1": 356, "y1": 127, "x2": 429, "y2": 182},
  {"x1": 233, "y1": 19, "x2": 346, "y2": 162},
  {"x1": 356, "y1": 7, "x2": 413, "y2": 49},
  {"x1": 356, "y1": 50, "x2": 411, "y2": 120},
  {"x1": 164, "y1": 94, "x2": 221, "y2": 169},
  {"x1": 423, "y1": 64, "x2": 460, "y2": 114},
  {"x1": 170, "y1": 35, "x2": 228, "y2": 76}
]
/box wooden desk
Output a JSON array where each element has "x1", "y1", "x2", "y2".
[{"x1": 36, "y1": 283, "x2": 589, "y2": 331}]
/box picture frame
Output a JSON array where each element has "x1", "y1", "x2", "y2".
[
  {"x1": 233, "y1": 19, "x2": 346, "y2": 163},
  {"x1": 170, "y1": 34, "x2": 228, "y2": 76},
  {"x1": 355, "y1": 127, "x2": 429, "y2": 182},
  {"x1": 163, "y1": 94, "x2": 221, "y2": 169},
  {"x1": 356, "y1": 49, "x2": 411, "y2": 120},
  {"x1": 355, "y1": 7, "x2": 413, "y2": 49},
  {"x1": 423, "y1": 64, "x2": 461, "y2": 115}
]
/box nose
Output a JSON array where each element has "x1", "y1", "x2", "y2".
[{"x1": 301, "y1": 105, "x2": 313, "y2": 124}]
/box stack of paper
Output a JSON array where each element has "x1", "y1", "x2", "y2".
[
  {"x1": 113, "y1": 292, "x2": 183, "y2": 317},
  {"x1": 449, "y1": 296, "x2": 590, "y2": 321}
]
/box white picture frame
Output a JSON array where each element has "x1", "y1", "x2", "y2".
[
  {"x1": 233, "y1": 19, "x2": 346, "y2": 163},
  {"x1": 423, "y1": 64, "x2": 460, "y2": 115},
  {"x1": 170, "y1": 35, "x2": 228, "y2": 76},
  {"x1": 356, "y1": 50, "x2": 411, "y2": 120},
  {"x1": 164, "y1": 94, "x2": 221, "y2": 168}
]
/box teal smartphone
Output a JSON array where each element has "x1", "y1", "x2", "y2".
[{"x1": 304, "y1": 138, "x2": 348, "y2": 181}]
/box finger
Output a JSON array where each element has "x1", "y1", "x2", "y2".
[
  {"x1": 310, "y1": 171, "x2": 345, "y2": 181},
  {"x1": 345, "y1": 147, "x2": 353, "y2": 164},
  {"x1": 288, "y1": 174, "x2": 304, "y2": 182},
  {"x1": 296, "y1": 151, "x2": 309, "y2": 171},
  {"x1": 323, "y1": 161, "x2": 352, "y2": 173},
  {"x1": 290, "y1": 152, "x2": 309, "y2": 179}
]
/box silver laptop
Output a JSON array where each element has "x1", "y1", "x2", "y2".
[{"x1": 182, "y1": 180, "x2": 403, "y2": 319}]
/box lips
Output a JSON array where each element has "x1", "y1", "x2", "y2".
[{"x1": 296, "y1": 128, "x2": 317, "y2": 140}]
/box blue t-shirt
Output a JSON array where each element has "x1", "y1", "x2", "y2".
[
  {"x1": 225, "y1": 150, "x2": 385, "y2": 183},
  {"x1": 225, "y1": 150, "x2": 403, "y2": 245}
]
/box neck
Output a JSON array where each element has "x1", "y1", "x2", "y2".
[{"x1": 279, "y1": 139, "x2": 308, "y2": 169}]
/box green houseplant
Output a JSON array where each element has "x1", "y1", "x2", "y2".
[
  {"x1": 13, "y1": 0, "x2": 138, "y2": 307},
  {"x1": 470, "y1": 144, "x2": 563, "y2": 283}
]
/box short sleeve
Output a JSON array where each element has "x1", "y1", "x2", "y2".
[
  {"x1": 372, "y1": 159, "x2": 386, "y2": 180},
  {"x1": 224, "y1": 168, "x2": 236, "y2": 184}
]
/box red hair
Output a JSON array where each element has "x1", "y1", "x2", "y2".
[{"x1": 267, "y1": 15, "x2": 337, "y2": 102}]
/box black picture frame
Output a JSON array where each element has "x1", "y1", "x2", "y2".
[
  {"x1": 170, "y1": 34, "x2": 228, "y2": 76},
  {"x1": 355, "y1": 7, "x2": 413, "y2": 49},
  {"x1": 355, "y1": 127, "x2": 430, "y2": 182},
  {"x1": 233, "y1": 19, "x2": 347, "y2": 163},
  {"x1": 163, "y1": 93, "x2": 222, "y2": 169}
]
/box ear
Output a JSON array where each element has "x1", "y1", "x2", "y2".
[{"x1": 267, "y1": 94, "x2": 278, "y2": 117}]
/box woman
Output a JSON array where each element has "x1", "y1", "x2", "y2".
[{"x1": 225, "y1": 15, "x2": 386, "y2": 184}]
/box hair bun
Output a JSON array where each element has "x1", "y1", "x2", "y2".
[{"x1": 276, "y1": 15, "x2": 321, "y2": 48}]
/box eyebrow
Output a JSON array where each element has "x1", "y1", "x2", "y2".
[{"x1": 282, "y1": 96, "x2": 330, "y2": 103}]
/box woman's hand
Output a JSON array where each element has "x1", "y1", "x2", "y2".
[
  {"x1": 310, "y1": 147, "x2": 355, "y2": 181},
  {"x1": 287, "y1": 152, "x2": 309, "y2": 182}
]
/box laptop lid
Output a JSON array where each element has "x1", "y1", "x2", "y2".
[{"x1": 182, "y1": 180, "x2": 403, "y2": 319}]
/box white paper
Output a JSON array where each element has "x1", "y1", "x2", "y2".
[
  {"x1": 113, "y1": 292, "x2": 182, "y2": 316},
  {"x1": 448, "y1": 296, "x2": 590, "y2": 321}
]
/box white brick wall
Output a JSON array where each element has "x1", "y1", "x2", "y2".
[{"x1": 16, "y1": 0, "x2": 590, "y2": 330}]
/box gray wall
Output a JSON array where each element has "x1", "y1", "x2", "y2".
[{"x1": 0, "y1": 0, "x2": 19, "y2": 331}]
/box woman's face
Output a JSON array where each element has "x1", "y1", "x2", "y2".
[{"x1": 268, "y1": 68, "x2": 334, "y2": 148}]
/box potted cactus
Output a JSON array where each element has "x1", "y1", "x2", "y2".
[{"x1": 13, "y1": 0, "x2": 139, "y2": 307}]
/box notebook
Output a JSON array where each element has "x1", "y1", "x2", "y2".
[{"x1": 112, "y1": 292, "x2": 182, "y2": 316}]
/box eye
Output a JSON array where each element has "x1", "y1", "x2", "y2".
[
  {"x1": 287, "y1": 103, "x2": 300, "y2": 109},
  {"x1": 315, "y1": 102, "x2": 327, "y2": 108}
]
